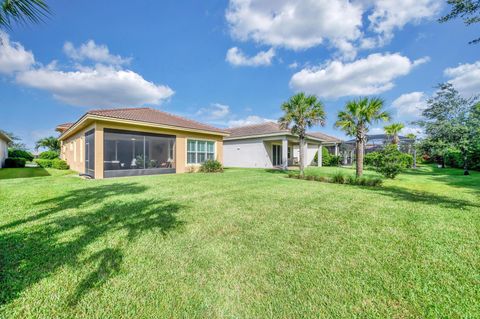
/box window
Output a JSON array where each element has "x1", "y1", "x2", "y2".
[{"x1": 187, "y1": 139, "x2": 215, "y2": 164}]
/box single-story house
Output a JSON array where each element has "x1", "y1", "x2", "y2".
[
  {"x1": 57, "y1": 107, "x2": 229, "y2": 179},
  {"x1": 223, "y1": 122, "x2": 342, "y2": 169},
  {"x1": 0, "y1": 131, "x2": 12, "y2": 168}
]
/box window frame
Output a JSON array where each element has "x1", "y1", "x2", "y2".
[{"x1": 186, "y1": 139, "x2": 216, "y2": 164}]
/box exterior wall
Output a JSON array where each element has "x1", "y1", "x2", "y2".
[
  {"x1": 0, "y1": 139, "x2": 8, "y2": 168},
  {"x1": 60, "y1": 123, "x2": 95, "y2": 175},
  {"x1": 224, "y1": 138, "x2": 273, "y2": 168},
  {"x1": 61, "y1": 120, "x2": 224, "y2": 178}
]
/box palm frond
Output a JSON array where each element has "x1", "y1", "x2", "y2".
[{"x1": 1, "y1": 0, "x2": 49, "y2": 29}]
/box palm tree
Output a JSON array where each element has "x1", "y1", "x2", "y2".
[
  {"x1": 335, "y1": 97, "x2": 390, "y2": 177},
  {"x1": 406, "y1": 133, "x2": 417, "y2": 168},
  {"x1": 0, "y1": 0, "x2": 49, "y2": 29},
  {"x1": 35, "y1": 136, "x2": 59, "y2": 152},
  {"x1": 279, "y1": 93, "x2": 326, "y2": 177},
  {"x1": 384, "y1": 123, "x2": 405, "y2": 145}
]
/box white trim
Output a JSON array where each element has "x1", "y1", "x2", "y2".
[{"x1": 185, "y1": 138, "x2": 216, "y2": 166}]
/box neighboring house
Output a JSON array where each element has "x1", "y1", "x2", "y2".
[
  {"x1": 223, "y1": 122, "x2": 342, "y2": 169},
  {"x1": 56, "y1": 107, "x2": 229, "y2": 179},
  {"x1": 0, "y1": 131, "x2": 12, "y2": 168}
]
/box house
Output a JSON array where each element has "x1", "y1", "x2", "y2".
[
  {"x1": 0, "y1": 131, "x2": 12, "y2": 168},
  {"x1": 56, "y1": 107, "x2": 229, "y2": 179},
  {"x1": 223, "y1": 122, "x2": 342, "y2": 169}
]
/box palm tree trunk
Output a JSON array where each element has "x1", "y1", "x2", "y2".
[
  {"x1": 355, "y1": 124, "x2": 365, "y2": 177},
  {"x1": 299, "y1": 137, "x2": 305, "y2": 177}
]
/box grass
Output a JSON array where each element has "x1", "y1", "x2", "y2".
[
  {"x1": 0, "y1": 165, "x2": 479, "y2": 318},
  {"x1": 0, "y1": 167, "x2": 73, "y2": 180}
]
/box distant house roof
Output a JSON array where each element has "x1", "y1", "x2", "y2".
[
  {"x1": 58, "y1": 107, "x2": 229, "y2": 139},
  {"x1": 0, "y1": 131, "x2": 12, "y2": 143},
  {"x1": 55, "y1": 122, "x2": 74, "y2": 133},
  {"x1": 225, "y1": 122, "x2": 342, "y2": 143},
  {"x1": 307, "y1": 131, "x2": 342, "y2": 143}
]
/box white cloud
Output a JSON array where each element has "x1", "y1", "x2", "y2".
[
  {"x1": 63, "y1": 40, "x2": 131, "y2": 65},
  {"x1": 290, "y1": 53, "x2": 428, "y2": 99},
  {"x1": 367, "y1": 0, "x2": 442, "y2": 46},
  {"x1": 228, "y1": 115, "x2": 274, "y2": 127},
  {"x1": 0, "y1": 36, "x2": 174, "y2": 107},
  {"x1": 196, "y1": 103, "x2": 231, "y2": 120},
  {"x1": 444, "y1": 61, "x2": 480, "y2": 97},
  {"x1": 392, "y1": 91, "x2": 427, "y2": 119},
  {"x1": 226, "y1": 47, "x2": 275, "y2": 66},
  {"x1": 400, "y1": 126, "x2": 423, "y2": 136},
  {"x1": 226, "y1": 0, "x2": 441, "y2": 58},
  {"x1": 288, "y1": 61, "x2": 299, "y2": 69},
  {"x1": 0, "y1": 31, "x2": 35, "y2": 74},
  {"x1": 16, "y1": 64, "x2": 174, "y2": 107}
]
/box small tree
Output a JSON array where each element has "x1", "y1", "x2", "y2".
[
  {"x1": 335, "y1": 97, "x2": 390, "y2": 177},
  {"x1": 279, "y1": 93, "x2": 326, "y2": 177},
  {"x1": 439, "y1": 0, "x2": 480, "y2": 44},
  {"x1": 384, "y1": 123, "x2": 405, "y2": 145},
  {"x1": 35, "y1": 136, "x2": 60, "y2": 152}
]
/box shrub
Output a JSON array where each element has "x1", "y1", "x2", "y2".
[
  {"x1": 332, "y1": 171, "x2": 346, "y2": 184},
  {"x1": 34, "y1": 159, "x2": 54, "y2": 168},
  {"x1": 364, "y1": 151, "x2": 381, "y2": 167},
  {"x1": 8, "y1": 149, "x2": 34, "y2": 161},
  {"x1": 377, "y1": 163, "x2": 403, "y2": 179},
  {"x1": 4, "y1": 157, "x2": 26, "y2": 168},
  {"x1": 39, "y1": 150, "x2": 60, "y2": 160},
  {"x1": 329, "y1": 155, "x2": 341, "y2": 167},
  {"x1": 288, "y1": 172, "x2": 299, "y2": 178},
  {"x1": 52, "y1": 159, "x2": 69, "y2": 170},
  {"x1": 199, "y1": 160, "x2": 223, "y2": 173},
  {"x1": 306, "y1": 175, "x2": 315, "y2": 181},
  {"x1": 370, "y1": 145, "x2": 412, "y2": 179}
]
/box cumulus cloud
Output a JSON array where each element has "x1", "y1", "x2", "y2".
[
  {"x1": 392, "y1": 91, "x2": 427, "y2": 119},
  {"x1": 226, "y1": 0, "x2": 441, "y2": 58},
  {"x1": 16, "y1": 64, "x2": 174, "y2": 107},
  {"x1": 196, "y1": 103, "x2": 231, "y2": 120},
  {"x1": 226, "y1": 47, "x2": 275, "y2": 66},
  {"x1": 63, "y1": 40, "x2": 131, "y2": 65},
  {"x1": 0, "y1": 31, "x2": 35, "y2": 74},
  {"x1": 0, "y1": 35, "x2": 174, "y2": 107},
  {"x1": 444, "y1": 61, "x2": 480, "y2": 98},
  {"x1": 290, "y1": 53, "x2": 429, "y2": 99},
  {"x1": 228, "y1": 115, "x2": 274, "y2": 127},
  {"x1": 367, "y1": 0, "x2": 442, "y2": 46}
]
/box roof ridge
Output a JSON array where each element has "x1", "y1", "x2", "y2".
[
  {"x1": 88, "y1": 107, "x2": 150, "y2": 113},
  {"x1": 146, "y1": 108, "x2": 231, "y2": 132},
  {"x1": 228, "y1": 120, "x2": 278, "y2": 130}
]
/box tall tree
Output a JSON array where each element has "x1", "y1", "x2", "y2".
[
  {"x1": 417, "y1": 83, "x2": 478, "y2": 174},
  {"x1": 279, "y1": 93, "x2": 326, "y2": 177},
  {"x1": 335, "y1": 97, "x2": 390, "y2": 177},
  {"x1": 35, "y1": 136, "x2": 59, "y2": 152},
  {"x1": 0, "y1": 129, "x2": 26, "y2": 149},
  {"x1": 405, "y1": 133, "x2": 417, "y2": 168},
  {"x1": 0, "y1": 0, "x2": 49, "y2": 29},
  {"x1": 384, "y1": 123, "x2": 405, "y2": 145},
  {"x1": 439, "y1": 0, "x2": 480, "y2": 44}
]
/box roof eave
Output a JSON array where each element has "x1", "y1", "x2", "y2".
[{"x1": 59, "y1": 114, "x2": 230, "y2": 140}]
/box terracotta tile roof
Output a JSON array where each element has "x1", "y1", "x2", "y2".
[
  {"x1": 226, "y1": 122, "x2": 342, "y2": 143},
  {"x1": 307, "y1": 131, "x2": 342, "y2": 143},
  {"x1": 87, "y1": 107, "x2": 228, "y2": 134},
  {"x1": 55, "y1": 122, "x2": 74, "y2": 133},
  {"x1": 59, "y1": 107, "x2": 228, "y2": 135},
  {"x1": 226, "y1": 122, "x2": 289, "y2": 138}
]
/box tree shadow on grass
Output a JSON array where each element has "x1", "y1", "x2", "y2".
[
  {"x1": 367, "y1": 185, "x2": 479, "y2": 210},
  {"x1": 0, "y1": 183, "x2": 185, "y2": 307}
]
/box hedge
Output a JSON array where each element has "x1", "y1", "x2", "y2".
[
  {"x1": 5, "y1": 157, "x2": 26, "y2": 168},
  {"x1": 8, "y1": 149, "x2": 34, "y2": 161},
  {"x1": 39, "y1": 150, "x2": 60, "y2": 160},
  {"x1": 34, "y1": 158, "x2": 69, "y2": 170}
]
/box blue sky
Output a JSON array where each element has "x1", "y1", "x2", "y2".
[{"x1": 1, "y1": 0, "x2": 479, "y2": 150}]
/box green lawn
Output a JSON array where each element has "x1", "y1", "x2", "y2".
[{"x1": 0, "y1": 166, "x2": 479, "y2": 318}]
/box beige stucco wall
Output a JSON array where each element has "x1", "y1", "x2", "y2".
[{"x1": 60, "y1": 120, "x2": 224, "y2": 179}]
